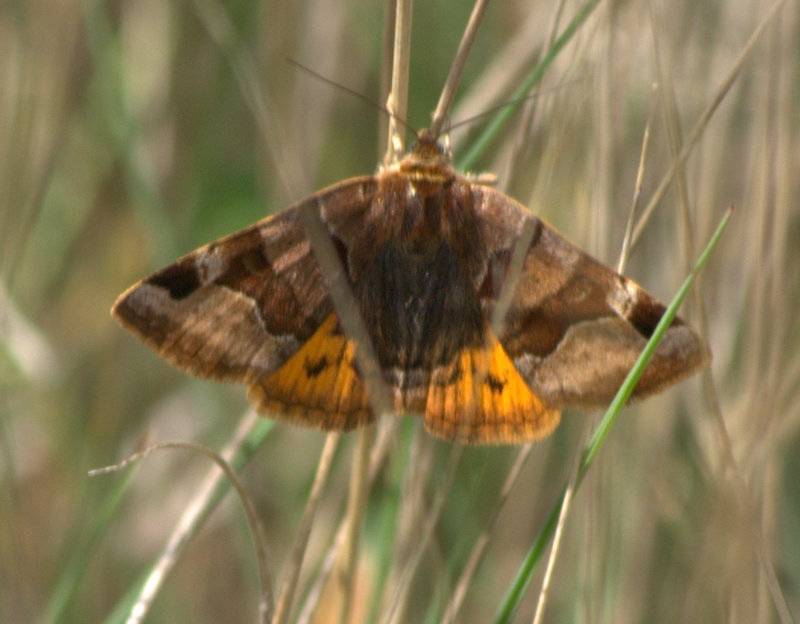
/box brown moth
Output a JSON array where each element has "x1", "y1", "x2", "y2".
[{"x1": 112, "y1": 129, "x2": 708, "y2": 444}]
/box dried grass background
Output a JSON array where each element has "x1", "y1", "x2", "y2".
[{"x1": 1, "y1": 0, "x2": 798, "y2": 622}]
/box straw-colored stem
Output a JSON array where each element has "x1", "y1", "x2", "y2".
[
  {"x1": 334, "y1": 427, "x2": 374, "y2": 624},
  {"x1": 272, "y1": 433, "x2": 341, "y2": 624}
]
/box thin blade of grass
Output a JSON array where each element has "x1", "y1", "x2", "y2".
[
  {"x1": 43, "y1": 460, "x2": 138, "y2": 624},
  {"x1": 272, "y1": 432, "x2": 341, "y2": 624},
  {"x1": 440, "y1": 444, "x2": 535, "y2": 624},
  {"x1": 93, "y1": 440, "x2": 276, "y2": 621},
  {"x1": 429, "y1": 0, "x2": 491, "y2": 137},
  {"x1": 102, "y1": 411, "x2": 274, "y2": 624},
  {"x1": 457, "y1": 0, "x2": 601, "y2": 172},
  {"x1": 630, "y1": 0, "x2": 788, "y2": 247},
  {"x1": 294, "y1": 421, "x2": 398, "y2": 624},
  {"x1": 492, "y1": 207, "x2": 731, "y2": 624},
  {"x1": 531, "y1": 469, "x2": 575, "y2": 624},
  {"x1": 334, "y1": 427, "x2": 373, "y2": 624},
  {"x1": 381, "y1": 446, "x2": 464, "y2": 624},
  {"x1": 578, "y1": 208, "x2": 730, "y2": 476}
]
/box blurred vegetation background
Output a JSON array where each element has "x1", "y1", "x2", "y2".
[{"x1": 1, "y1": 0, "x2": 798, "y2": 622}]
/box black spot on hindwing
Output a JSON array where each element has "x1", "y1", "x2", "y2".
[
  {"x1": 486, "y1": 373, "x2": 505, "y2": 393},
  {"x1": 304, "y1": 356, "x2": 329, "y2": 378}
]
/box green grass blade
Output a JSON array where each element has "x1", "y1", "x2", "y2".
[
  {"x1": 578, "y1": 208, "x2": 731, "y2": 478},
  {"x1": 457, "y1": 0, "x2": 601, "y2": 171},
  {"x1": 492, "y1": 208, "x2": 731, "y2": 624},
  {"x1": 42, "y1": 464, "x2": 138, "y2": 624}
]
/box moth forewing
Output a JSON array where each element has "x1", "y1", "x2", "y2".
[{"x1": 112, "y1": 131, "x2": 707, "y2": 444}]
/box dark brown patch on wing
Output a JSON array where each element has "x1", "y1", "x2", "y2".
[
  {"x1": 470, "y1": 185, "x2": 708, "y2": 409},
  {"x1": 500, "y1": 268, "x2": 618, "y2": 358},
  {"x1": 147, "y1": 261, "x2": 202, "y2": 300},
  {"x1": 111, "y1": 179, "x2": 378, "y2": 384},
  {"x1": 478, "y1": 249, "x2": 511, "y2": 300},
  {"x1": 626, "y1": 295, "x2": 672, "y2": 338}
]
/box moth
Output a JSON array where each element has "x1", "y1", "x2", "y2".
[{"x1": 112, "y1": 129, "x2": 707, "y2": 444}]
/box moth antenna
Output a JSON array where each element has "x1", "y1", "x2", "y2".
[
  {"x1": 445, "y1": 94, "x2": 541, "y2": 135},
  {"x1": 285, "y1": 58, "x2": 419, "y2": 141},
  {"x1": 445, "y1": 78, "x2": 584, "y2": 134}
]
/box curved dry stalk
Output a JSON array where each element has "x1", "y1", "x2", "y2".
[{"x1": 89, "y1": 411, "x2": 275, "y2": 624}]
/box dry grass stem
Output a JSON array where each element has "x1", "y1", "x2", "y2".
[
  {"x1": 384, "y1": 0, "x2": 413, "y2": 162},
  {"x1": 335, "y1": 427, "x2": 374, "y2": 624},
  {"x1": 616, "y1": 96, "x2": 654, "y2": 275},
  {"x1": 295, "y1": 421, "x2": 398, "y2": 624},
  {"x1": 381, "y1": 445, "x2": 464, "y2": 624},
  {"x1": 531, "y1": 477, "x2": 575, "y2": 624},
  {"x1": 649, "y1": 0, "x2": 696, "y2": 271},
  {"x1": 630, "y1": 0, "x2": 789, "y2": 246},
  {"x1": 378, "y1": 0, "x2": 398, "y2": 156},
  {"x1": 507, "y1": 0, "x2": 568, "y2": 184},
  {"x1": 441, "y1": 444, "x2": 535, "y2": 624},
  {"x1": 272, "y1": 433, "x2": 340, "y2": 624},
  {"x1": 429, "y1": 0, "x2": 491, "y2": 137},
  {"x1": 114, "y1": 410, "x2": 266, "y2": 624}
]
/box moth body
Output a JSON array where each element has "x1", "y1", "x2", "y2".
[{"x1": 113, "y1": 131, "x2": 707, "y2": 443}]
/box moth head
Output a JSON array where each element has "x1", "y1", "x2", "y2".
[{"x1": 410, "y1": 128, "x2": 452, "y2": 164}]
